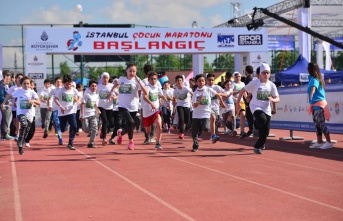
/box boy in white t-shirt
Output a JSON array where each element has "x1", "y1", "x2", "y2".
[
  {"x1": 142, "y1": 71, "x2": 167, "y2": 150},
  {"x1": 54, "y1": 75, "x2": 80, "y2": 150},
  {"x1": 232, "y1": 72, "x2": 247, "y2": 138},
  {"x1": 80, "y1": 80, "x2": 101, "y2": 148},
  {"x1": 191, "y1": 74, "x2": 226, "y2": 152},
  {"x1": 40, "y1": 79, "x2": 52, "y2": 134},
  {"x1": 1, "y1": 76, "x2": 40, "y2": 155},
  {"x1": 161, "y1": 81, "x2": 174, "y2": 134}
]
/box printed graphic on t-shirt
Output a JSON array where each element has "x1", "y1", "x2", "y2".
[
  {"x1": 113, "y1": 99, "x2": 118, "y2": 105},
  {"x1": 42, "y1": 94, "x2": 49, "y2": 100},
  {"x1": 256, "y1": 89, "x2": 271, "y2": 100},
  {"x1": 62, "y1": 93, "x2": 73, "y2": 102},
  {"x1": 85, "y1": 99, "x2": 95, "y2": 108},
  {"x1": 19, "y1": 100, "x2": 32, "y2": 109},
  {"x1": 99, "y1": 90, "x2": 110, "y2": 99},
  {"x1": 211, "y1": 95, "x2": 217, "y2": 100},
  {"x1": 119, "y1": 84, "x2": 132, "y2": 94},
  {"x1": 197, "y1": 95, "x2": 209, "y2": 105},
  {"x1": 178, "y1": 93, "x2": 188, "y2": 100},
  {"x1": 149, "y1": 92, "x2": 158, "y2": 101}
]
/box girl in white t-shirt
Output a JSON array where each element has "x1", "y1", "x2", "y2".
[
  {"x1": 172, "y1": 75, "x2": 193, "y2": 140},
  {"x1": 80, "y1": 80, "x2": 101, "y2": 148},
  {"x1": 191, "y1": 74, "x2": 226, "y2": 152},
  {"x1": 1, "y1": 76, "x2": 40, "y2": 155},
  {"x1": 23, "y1": 80, "x2": 39, "y2": 147},
  {"x1": 97, "y1": 72, "x2": 114, "y2": 146},
  {"x1": 221, "y1": 80, "x2": 237, "y2": 136},
  {"x1": 54, "y1": 75, "x2": 80, "y2": 150},
  {"x1": 110, "y1": 64, "x2": 148, "y2": 150},
  {"x1": 142, "y1": 71, "x2": 167, "y2": 150},
  {"x1": 236, "y1": 63, "x2": 279, "y2": 154},
  {"x1": 161, "y1": 81, "x2": 174, "y2": 134}
]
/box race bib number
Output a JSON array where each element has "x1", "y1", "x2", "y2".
[
  {"x1": 257, "y1": 90, "x2": 271, "y2": 100},
  {"x1": 178, "y1": 93, "x2": 188, "y2": 100},
  {"x1": 86, "y1": 100, "x2": 95, "y2": 109}
]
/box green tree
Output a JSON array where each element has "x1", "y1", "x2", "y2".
[
  {"x1": 333, "y1": 51, "x2": 343, "y2": 71},
  {"x1": 154, "y1": 55, "x2": 180, "y2": 71},
  {"x1": 271, "y1": 51, "x2": 297, "y2": 73},
  {"x1": 212, "y1": 54, "x2": 234, "y2": 72},
  {"x1": 204, "y1": 57, "x2": 214, "y2": 73},
  {"x1": 60, "y1": 61, "x2": 71, "y2": 76}
]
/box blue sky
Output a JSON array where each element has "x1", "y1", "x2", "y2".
[{"x1": 0, "y1": 0, "x2": 280, "y2": 28}]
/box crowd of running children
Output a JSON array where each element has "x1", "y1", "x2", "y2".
[{"x1": 0, "y1": 62, "x2": 334, "y2": 155}]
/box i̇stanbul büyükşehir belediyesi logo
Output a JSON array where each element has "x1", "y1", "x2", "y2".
[{"x1": 67, "y1": 31, "x2": 83, "y2": 51}]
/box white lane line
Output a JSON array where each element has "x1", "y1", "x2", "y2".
[
  {"x1": 249, "y1": 155, "x2": 343, "y2": 176},
  {"x1": 145, "y1": 149, "x2": 343, "y2": 213},
  {"x1": 10, "y1": 142, "x2": 23, "y2": 221},
  {"x1": 77, "y1": 149, "x2": 196, "y2": 221}
]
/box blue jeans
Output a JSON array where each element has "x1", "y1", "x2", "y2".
[
  {"x1": 59, "y1": 113, "x2": 77, "y2": 145},
  {"x1": 52, "y1": 110, "x2": 62, "y2": 140}
]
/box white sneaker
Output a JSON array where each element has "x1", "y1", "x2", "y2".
[
  {"x1": 25, "y1": 142, "x2": 30, "y2": 147},
  {"x1": 320, "y1": 142, "x2": 333, "y2": 149},
  {"x1": 224, "y1": 130, "x2": 233, "y2": 135},
  {"x1": 309, "y1": 142, "x2": 323, "y2": 148}
]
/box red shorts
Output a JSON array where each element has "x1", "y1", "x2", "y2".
[{"x1": 143, "y1": 111, "x2": 160, "y2": 128}]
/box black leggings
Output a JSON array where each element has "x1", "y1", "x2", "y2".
[
  {"x1": 99, "y1": 107, "x2": 113, "y2": 140},
  {"x1": 176, "y1": 106, "x2": 190, "y2": 133},
  {"x1": 118, "y1": 107, "x2": 137, "y2": 140},
  {"x1": 253, "y1": 110, "x2": 271, "y2": 149}
]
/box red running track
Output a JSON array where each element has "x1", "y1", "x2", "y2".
[{"x1": 1, "y1": 128, "x2": 343, "y2": 221}]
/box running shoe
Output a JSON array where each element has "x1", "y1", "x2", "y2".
[
  {"x1": 102, "y1": 139, "x2": 108, "y2": 146},
  {"x1": 211, "y1": 134, "x2": 220, "y2": 144},
  {"x1": 117, "y1": 129, "x2": 123, "y2": 145},
  {"x1": 179, "y1": 133, "x2": 184, "y2": 139},
  {"x1": 128, "y1": 141, "x2": 134, "y2": 150},
  {"x1": 320, "y1": 142, "x2": 333, "y2": 149},
  {"x1": 155, "y1": 143, "x2": 163, "y2": 150}
]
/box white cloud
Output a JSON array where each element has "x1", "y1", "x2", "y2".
[{"x1": 22, "y1": 5, "x2": 94, "y2": 24}]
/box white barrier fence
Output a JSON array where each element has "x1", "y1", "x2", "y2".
[{"x1": 271, "y1": 84, "x2": 343, "y2": 134}]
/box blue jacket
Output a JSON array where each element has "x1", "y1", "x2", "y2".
[{"x1": 0, "y1": 83, "x2": 9, "y2": 104}]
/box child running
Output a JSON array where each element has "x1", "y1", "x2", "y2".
[
  {"x1": 111, "y1": 64, "x2": 148, "y2": 150},
  {"x1": 221, "y1": 80, "x2": 237, "y2": 136},
  {"x1": 1, "y1": 76, "x2": 40, "y2": 155},
  {"x1": 191, "y1": 74, "x2": 226, "y2": 152},
  {"x1": 142, "y1": 71, "x2": 167, "y2": 150},
  {"x1": 54, "y1": 75, "x2": 80, "y2": 150},
  {"x1": 80, "y1": 80, "x2": 101, "y2": 148}
]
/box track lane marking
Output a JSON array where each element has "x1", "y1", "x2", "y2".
[{"x1": 10, "y1": 142, "x2": 23, "y2": 221}]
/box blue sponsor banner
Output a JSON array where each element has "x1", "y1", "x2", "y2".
[
  {"x1": 268, "y1": 35, "x2": 295, "y2": 51},
  {"x1": 271, "y1": 121, "x2": 343, "y2": 134},
  {"x1": 330, "y1": 37, "x2": 343, "y2": 51}
]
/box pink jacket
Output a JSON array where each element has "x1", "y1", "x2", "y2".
[{"x1": 308, "y1": 100, "x2": 330, "y2": 121}]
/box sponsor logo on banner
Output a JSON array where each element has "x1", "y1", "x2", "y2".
[
  {"x1": 238, "y1": 34, "x2": 263, "y2": 45},
  {"x1": 30, "y1": 31, "x2": 58, "y2": 51},
  {"x1": 217, "y1": 34, "x2": 234, "y2": 47},
  {"x1": 27, "y1": 56, "x2": 44, "y2": 68},
  {"x1": 28, "y1": 73, "x2": 44, "y2": 79},
  {"x1": 67, "y1": 31, "x2": 83, "y2": 51}
]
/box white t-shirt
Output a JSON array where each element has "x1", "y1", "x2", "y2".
[
  {"x1": 207, "y1": 84, "x2": 224, "y2": 113},
  {"x1": 39, "y1": 87, "x2": 52, "y2": 108},
  {"x1": 232, "y1": 81, "x2": 245, "y2": 101},
  {"x1": 54, "y1": 87, "x2": 79, "y2": 116},
  {"x1": 192, "y1": 86, "x2": 217, "y2": 119},
  {"x1": 142, "y1": 83, "x2": 164, "y2": 118},
  {"x1": 49, "y1": 87, "x2": 62, "y2": 111},
  {"x1": 162, "y1": 88, "x2": 174, "y2": 109},
  {"x1": 222, "y1": 89, "x2": 235, "y2": 113},
  {"x1": 7, "y1": 85, "x2": 21, "y2": 111},
  {"x1": 81, "y1": 91, "x2": 99, "y2": 118},
  {"x1": 173, "y1": 86, "x2": 192, "y2": 108},
  {"x1": 118, "y1": 77, "x2": 142, "y2": 112},
  {"x1": 112, "y1": 88, "x2": 119, "y2": 111},
  {"x1": 12, "y1": 88, "x2": 38, "y2": 122},
  {"x1": 244, "y1": 79, "x2": 279, "y2": 116},
  {"x1": 97, "y1": 83, "x2": 114, "y2": 110}
]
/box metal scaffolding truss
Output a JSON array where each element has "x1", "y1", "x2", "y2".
[
  {"x1": 264, "y1": 19, "x2": 343, "y2": 27},
  {"x1": 214, "y1": 0, "x2": 343, "y2": 28}
]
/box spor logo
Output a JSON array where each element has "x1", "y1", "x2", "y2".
[{"x1": 238, "y1": 34, "x2": 263, "y2": 45}]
